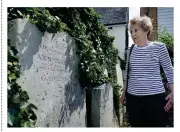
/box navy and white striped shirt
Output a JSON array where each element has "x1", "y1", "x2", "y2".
[{"x1": 124, "y1": 42, "x2": 174, "y2": 96}]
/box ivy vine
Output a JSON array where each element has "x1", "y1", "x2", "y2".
[
  {"x1": 8, "y1": 7, "x2": 122, "y2": 126},
  {"x1": 8, "y1": 39, "x2": 37, "y2": 127}
]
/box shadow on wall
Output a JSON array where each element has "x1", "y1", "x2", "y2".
[
  {"x1": 19, "y1": 20, "x2": 43, "y2": 71},
  {"x1": 9, "y1": 19, "x2": 43, "y2": 71},
  {"x1": 58, "y1": 34, "x2": 86, "y2": 127}
]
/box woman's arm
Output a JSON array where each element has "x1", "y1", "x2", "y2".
[
  {"x1": 159, "y1": 43, "x2": 174, "y2": 112},
  {"x1": 159, "y1": 43, "x2": 174, "y2": 89},
  {"x1": 169, "y1": 84, "x2": 174, "y2": 93}
]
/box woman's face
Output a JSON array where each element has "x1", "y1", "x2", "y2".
[{"x1": 130, "y1": 23, "x2": 148, "y2": 44}]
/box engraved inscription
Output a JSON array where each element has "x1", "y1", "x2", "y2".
[
  {"x1": 39, "y1": 42, "x2": 66, "y2": 55},
  {"x1": 33, "y1": 38, "x2": 69, "y2": 83},
  {"x1": 38, "y1": 54, "x2": 64, "y2": 65},
  {"x1": 40, "y1": 75, "x2": 69, "y2": 82},
  {"x1": 33, "y1": 65, "x2": 65, "y2": 72}
]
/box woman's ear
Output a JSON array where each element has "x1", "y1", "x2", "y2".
[{"x1": 147, "y1": 30, "x2": 150, "y2": 37}]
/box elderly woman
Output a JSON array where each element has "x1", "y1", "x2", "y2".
[{"x1": 120, "y1": 16, "x2": 174, "y2": 127}]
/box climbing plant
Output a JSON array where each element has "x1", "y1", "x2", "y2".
[
  {"x1": 8, "y1": 7, "x2": 121, "y2": 126},
  {"x1": 157, "y1": 27, "x2": 174, "y2": 90},
  {"x1": 8, "y1": 39, "x2": 37, "y2": 127}
]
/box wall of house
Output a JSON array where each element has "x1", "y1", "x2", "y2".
[
  {"x1": 107, "y1": 24, "x2": 126, "y2": 59},
  {"x1": 158, "y1": 7, "x2": 174, "y2": 35},
  {"x1": 107, "y1": 7, "x2": 141, "y2": 57}
]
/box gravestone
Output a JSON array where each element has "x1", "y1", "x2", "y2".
[
  {"x1": 91, "y1": 83, "x2": 115, "y2": 127},
  {"x1": 8, "y1": 18, "x2": 86, "y2": 127}
]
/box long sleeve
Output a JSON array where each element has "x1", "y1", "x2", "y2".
[{"x1": 159, "y1": 44, "x2": 174, "y2": 84}]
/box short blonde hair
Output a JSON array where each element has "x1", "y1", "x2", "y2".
[{"x1": 129, "y1": 15, "x2": 153, "y2": 36}]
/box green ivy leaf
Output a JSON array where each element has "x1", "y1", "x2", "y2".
[
  {"x1": 20, "y1": 91, "x2": 29, "y2": 102},
  {"x1": 8, "y1": 62, "x2": 13, "y2": 66},
  {"x1": 26, "y1": 103, "x2": 38, "y2": 111},
  {"x1": 23, "y1": 121, "x2": 33, "y2": 127},
  {"x1": 20, "y1": 108, "x2": 29, "y2": 119},
  {"x1": 8, "y1": 73, "x2": 17, "y2": 82}
]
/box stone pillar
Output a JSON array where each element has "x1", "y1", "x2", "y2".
[{"x1": 91, "y1": 83, "x2": 114, "y2": 127}]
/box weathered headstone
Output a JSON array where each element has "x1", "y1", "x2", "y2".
[{"x1": 8, "y1": 18, "x2": 86, "y2": 127}]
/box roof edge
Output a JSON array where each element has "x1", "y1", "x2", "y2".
[{"x1": 104, "y1": 22, "x2": 127, "y2": 26}]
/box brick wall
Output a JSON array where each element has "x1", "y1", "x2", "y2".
[{"x1": 140, "y1": 7, "x2": 158, "y2": 41}]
